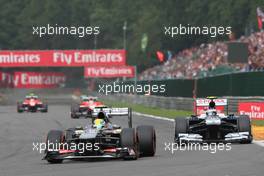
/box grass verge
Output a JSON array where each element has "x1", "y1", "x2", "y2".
[
  {"x1": 252, "y1": 120, "x2": 264, "y2": 126},
  {"x1": 103, "y1": 99, "x2": 264, "y2": 126},
  {"x1": 103, "y1": 99, "x2": 192, "y2": 118}
]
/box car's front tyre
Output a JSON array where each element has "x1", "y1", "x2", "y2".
[
  {"x1": 45, "y1": 130, "x2": 64, "y2": 164},
  {"x1": 237, "y1": 115, "x2": 252, "y2": 144},
  {"x1": 17, "y1": 102, "x2": 24, "y2": 113},
  {"x1": 174, "y1": 117, "x2": 189, "y2": 143},
  {"x1": 137, "y1": 125, "x2": 156, "y2": 157},
  {"x1": 120, "y1": 128, "x2": 138, "y2": 160}
]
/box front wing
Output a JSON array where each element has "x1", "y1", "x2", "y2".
[
  {"x1": 19, "y1": 105, "x2": 46, "y2": 112},
  {"x1": 43, "y1": 147, "x2": 136, "y2": 160},
  {"x1": 177, "y1": 132, "x2": 251, "y2": 143}
]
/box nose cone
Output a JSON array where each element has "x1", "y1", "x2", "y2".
[{"x1": 29, "y1": 100, "x2": 36, "y2": 106}]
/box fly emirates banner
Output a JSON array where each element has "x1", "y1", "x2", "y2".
[
  {"x1": 13, "y1": 72, "x2": 66, "y2": 88},
  {"x1": 0, "y1": 50, "x2": 126, "y2": 67},
  {"x1": 0, "y1": 71, "x2": 66, "y2": 88}
]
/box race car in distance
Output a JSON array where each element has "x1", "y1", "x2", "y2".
[
  {"x1": 17, "y1": 93, "x2": 48, "y2": 113},
  {"x1": 71, "y1": 95, "x2": 105, "y2": 119},
  {"x1": 44, "y1": 107, "x2": 156, "y2": 163},
  {"x1": 174, "y1": 97, "x2": 252, "y2": 143}
]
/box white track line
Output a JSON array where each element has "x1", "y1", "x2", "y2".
[
  {"x1": 253, "y1": 140, "x2": 264, "y2": 147},
  {"x1": 133, "y1": 112, "x2": 173, "y2": 122},
  {"x1": 133, "y1": 111, "x2": 264, "y2": 148}
]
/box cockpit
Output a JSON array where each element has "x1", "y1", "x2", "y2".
[{"x1": 206, "y1": 109, "x2": 217, "y2": 116}]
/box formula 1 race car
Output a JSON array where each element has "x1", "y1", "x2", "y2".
[
  {"x1": 17, "y1": 93, "x2": 48, "y2": 113},
  {"x1": 44, "y1": 107, "x2": 156, "y2": 163},
  {"x1": 174, "y1": 97, "x2": 252, "y2": 143},
  {"x1": 71, "y1": 96, "x2": 106, "y2": 119}
]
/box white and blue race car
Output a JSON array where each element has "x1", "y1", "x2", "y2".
[{"x1": 174, "y1": 97, "x2": 252, "y2": 143}]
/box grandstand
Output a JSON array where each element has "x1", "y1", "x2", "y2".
[{"x1": 139, "y1": 32, "x2": 264, "y2": 80}]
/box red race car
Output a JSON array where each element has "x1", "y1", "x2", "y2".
[
  {"x1": 17, "y1": 94, "x2": 48, "y2": 113},
  {"x1": 71, "y1": 96, "x2": 106, "y2": 118}
]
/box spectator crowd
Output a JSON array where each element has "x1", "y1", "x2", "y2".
[{"x1": 139, "y1": 32, "x2": 264, "y2": 80}]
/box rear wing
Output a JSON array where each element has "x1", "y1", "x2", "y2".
[
  {"x1": 80, "y1": 96, "x2": 98, "y2": 101},
  {"x1": 195, "y1": 98, "x2": 228, "y2": 115},
  {"x1": 25, "y1": 95, "x2": 38, "y2": 99},
  {"x1": 87, "y1": 96, "x2": 98, "y2": 100},
  {"x1": 92, "y1": 107, "x2": 132, "y2": 128}
]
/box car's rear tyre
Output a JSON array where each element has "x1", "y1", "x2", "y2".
[
  {"x1": 120, "y1": 128, "x2": 138, "y2": 160},
  {"x1": 71, "y1": 104, "x2": 79, "y2": 119},
  {"x1": 86, "y1": 109, "x2": 92, "y2": 118},
  {"x1": 238, "y1": 115, "x2": 252, "y2": 144},
  {"x1": 45, "y1": 130, "x2": 64, "y2": 164},
  {"x1": 174, "y1": 118, "x2": 188, "y2": 143},
  {"x1": 65, "y1": 128, "x2": 75, "y2": 141},
  {"x1": 136, "y1": 125, "x2": 156, "y2": 157}
]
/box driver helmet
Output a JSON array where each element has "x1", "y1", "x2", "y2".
[
  {"x1": 93, "y1": 111, "x2": 107, "y2": 129},
  {"x1": 209, "y1": 100, "x2": 216, "y2": 109},
  {"x1": 94, "y1": 119, "x2": 105, "y2": 130},
  {"x1": 26, "y1": 93, "x2": 35, "y2": 98}
]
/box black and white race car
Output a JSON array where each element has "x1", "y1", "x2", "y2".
[
  {"x1": 44, "y1": 107, "x2": 156, "y2": 163},
  {"x1": 174, "y1": 97, "x2": 252, "y2": 143}
]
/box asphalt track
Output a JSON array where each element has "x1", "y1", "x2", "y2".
[{"x1": 0, "y1": 104, "x2": 264, "y2": 176}]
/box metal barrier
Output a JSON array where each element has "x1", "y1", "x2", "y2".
[
  {"x1": 99, "y1": 94, "x2": 264, "y2": 114},
  {"x1": 101, "y1": 71, "x2": 264, "y2": 97}
]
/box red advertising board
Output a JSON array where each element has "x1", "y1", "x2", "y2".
[
  {"x1": 238, "y1": 102, "x2": 264, "y2": 120},
  {"x1": 13, "y1": 72, "x2": 66, "y2": 88},
  {"x1": 0, "y1": 71, "x2": 13, "y2": 87},
  {"x1": 194, "y1": 98, "x2": 227, "y2": 115},
  {"x1": 0, "y1": 50, "x2": 126, "y2": 67},
  {"x1": 196, "y1": 106, "x2": 225, "y2": 116},
  {"x1": 84, "y1": 66, "x2": 135, "y2": 78}
]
